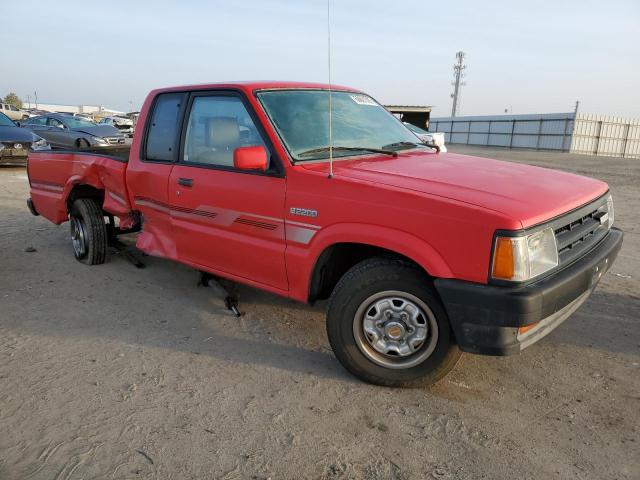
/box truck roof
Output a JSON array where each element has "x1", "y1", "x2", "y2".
[{"x1": 148, "y1": 81, "x2": 361, "y2": 96}]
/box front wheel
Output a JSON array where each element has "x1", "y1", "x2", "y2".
[
  {"x1": 69, "y1": 198, "x2": 107, "y2": 265},
  {"x1": 326, "y1": 257, "x2": 461, "y2": 387}
]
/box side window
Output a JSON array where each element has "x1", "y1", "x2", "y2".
[
  {"x1": 183, "y1": 96, "x2": 267, "y2": 168},
  {"x1": 49, "y1": 118, "x2": 65, "y2": 129},
  {"x1": 144, "y1": 93, "x2": 185, "y2": 162},
  {"x1": 29, "y1": 117, "x2": 47, "y2": 126},
  {"x1": 10, "y1": 105, "x2": 18, "y2": 111}
]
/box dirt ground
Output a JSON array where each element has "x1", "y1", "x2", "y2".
[{"x1": 0, "y1": 147, "x2": 638, "y2": 480}]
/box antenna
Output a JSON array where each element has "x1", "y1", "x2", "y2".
[{"x1": 327, "y1": 0, "x2": 333, "y2": 179}]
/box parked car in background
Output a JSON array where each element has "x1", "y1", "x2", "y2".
[
  {"x1": 72, "y1": 113, "x2": 96, "y2": 122},
  {"x1": 22, "y1": 113, "x2": 125, "y2": 149},
  {"x1": 0, "y1": 112, "x2": 50, "y2": 166},
  {"x1": 0, "y1": 103, "x2": 29, "y2": 121},
  {"x1": 404, "y1": 122, "x2": 447, "y2": 152},
  {"x1": 99, "y1": 116, "x2": 134, "y2": 136},
  {"x1": 23, "y1": 108, "x2": 51, "y2": 118}
]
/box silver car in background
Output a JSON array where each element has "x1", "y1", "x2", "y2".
[{"x1": 21, "y1": 113, "x2": 125, "y2": 149}]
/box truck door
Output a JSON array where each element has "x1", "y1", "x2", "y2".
[
  {"x1": 168, "y1": 91, "x2": 288, "y2": 292},
  {"x1": 126, "y1": 92, "x2": 187, "y2": 260}
]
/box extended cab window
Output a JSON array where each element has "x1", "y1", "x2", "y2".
[
  {"x1": 183, "y1": 96, "x2": 268, "y2": 168},
  {"x1": 145, "y1": 93, "x2": 185, "y2": 162}
]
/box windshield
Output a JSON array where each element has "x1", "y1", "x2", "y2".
[
  {"x1": 0, "y1": 113, "x2": 15, "y2": 127},
  {"x1": 61, "y1": 116, "x2": 96, "y2": 128},
  {"x1": 256, "y1": 90, "x2": 424, "y2": 161}
]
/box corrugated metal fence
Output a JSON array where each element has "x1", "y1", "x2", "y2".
[{"x1": 428, "y1": 112, "x2": 640, "y2": 159}]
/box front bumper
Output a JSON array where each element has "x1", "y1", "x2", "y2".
[
  {"x1": 0, "y1": 149, "x2": 28, "y2": 166},
  {"x1": 434, "y1": 228, "x2": 623, "y2": 355}
]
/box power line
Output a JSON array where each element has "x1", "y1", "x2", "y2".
[{"x1": 450, "y1": 51, "x2": 467, "y2": 117}]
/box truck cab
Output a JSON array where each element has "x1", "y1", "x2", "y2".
[{"x1": 26, "y1": 81, "x2": 623, "y2": 386}]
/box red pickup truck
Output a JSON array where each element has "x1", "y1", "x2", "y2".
[{"x1": 26, "y1": 81, "x2": 623, "y2": 386}]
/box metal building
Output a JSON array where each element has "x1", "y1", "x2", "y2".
[
  {"x1": 429, "y1": 112, "x2": 640, "y2": 159},
  {"x1": 385, "y1": 105, "x2": 432, "y2": 130}
]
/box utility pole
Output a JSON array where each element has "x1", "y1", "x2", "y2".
[
  {"x1": 26, "y1": 94, "x2": 31, "y2": 109},
  {"x1": 34, "y1": 91, "x2": 38, "y2": 109},
  {"x1": 450, "y1": 51, "x2": 466, "y2": 117}
]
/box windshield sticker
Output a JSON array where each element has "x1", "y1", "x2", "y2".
[{"x1": 350, "y1": 94, "x2": 378, "y2": 106}]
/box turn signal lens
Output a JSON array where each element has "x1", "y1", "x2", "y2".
[
  {"x1": 492, "y1": 237, "x2": 515, "y2": 279},
  {"x1": 518, "y1": 322, "x2": 539, "y2": 335}
]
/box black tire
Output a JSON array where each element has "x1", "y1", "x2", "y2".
[
  {"x1": 326, "y1": 257, "x2": 461, "y2": 387},
  {"x1": 69, "y1": 198, "x2": 107, "y2": 265},
  {"x1": 76, "y1": 138, "x2": 90, "y2": 149}
]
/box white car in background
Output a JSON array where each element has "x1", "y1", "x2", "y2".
[
  {"x1": 0, "y1": 103, "x2": 29, "y2": 121},
  {"x1": 99, "y1": 116, "x2": 134, "y2": 137},
  {"x1": 404, "y1": 122, "x2": 447, "y2": 152}
]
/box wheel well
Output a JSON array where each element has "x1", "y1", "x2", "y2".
[
  {"x1": 66, "y1": 184, "x2": 104, "y2": 212},
  {"x1": 308, "y1": 243, "x2": 428, "y2": 303}
]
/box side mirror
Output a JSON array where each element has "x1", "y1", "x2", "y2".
[
  {"x1": 233, "y1": 145, "x2": 268, "y2": 171},
  {"x1": 15, "y1": 121, "x2": 21, "y2": 127}
]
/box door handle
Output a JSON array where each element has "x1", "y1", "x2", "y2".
[{"x1": 177, "y1": 177, "x2": 193, "y2": 187}]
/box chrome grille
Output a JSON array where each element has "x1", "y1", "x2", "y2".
[
  {"x1": 105, "y1": 136, "x2": 126, "y2": 145},
  {"x1": 553, "y1": 195, "x2": 610, "y2": 266}
]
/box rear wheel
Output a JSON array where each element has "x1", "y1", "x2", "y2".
[
  {"x1": 326, "y1": 257, "x2": 461, "y2": 387},
  {"x1": 69, "y1": 198, "x2": 107, "y2": 265}
]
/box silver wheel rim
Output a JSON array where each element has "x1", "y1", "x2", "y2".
[
  {"x1": 70, "y1": 216, "x2": 87, "y2": 258},
  {"x1": 352, "y1": 290, "x2": 439, "y2": 369}
]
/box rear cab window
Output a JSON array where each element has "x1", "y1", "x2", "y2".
[{"x1": 144, "y1": 93, "x2": 186, "y2": 162}]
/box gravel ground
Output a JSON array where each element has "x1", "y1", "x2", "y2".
[{"x1": 0, "y1": 147, "x2": 638, "y2": 479}]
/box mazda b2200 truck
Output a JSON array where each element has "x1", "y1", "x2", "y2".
[{"x1": 26, "y1": 81, "x2": 623, "y2": 386}]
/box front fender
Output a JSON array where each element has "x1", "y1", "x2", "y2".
[{"x1": 285, "y1": 222, "x2": 453, "y2": 302}]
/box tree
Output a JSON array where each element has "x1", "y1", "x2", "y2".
[{"x1": 4, "y1": 93, "x2": 23, "y2": 109}]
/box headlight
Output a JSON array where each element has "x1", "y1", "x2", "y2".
[
  {"x1": 606, "y1": 195, "x2": 614, "y2": 229},
  {"x1": 492, "y1": 227, "x2": 558, "y2": 281},
  {"x1": 30, "y1": 137, "x2": 50, "y2": 151},
  {"x1": 90, "y1": 136, "x2": 109, "y2": 146}
]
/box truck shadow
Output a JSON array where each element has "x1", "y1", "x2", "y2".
[{"x1": 541, "y1": 289, "x2": 640, "y2": 357}]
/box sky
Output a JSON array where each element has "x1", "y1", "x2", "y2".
[{"x1": 2, "y1": 0, "x2": 639, "y2": 117}]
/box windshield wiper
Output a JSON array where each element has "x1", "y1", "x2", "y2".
[
  {"x1": 297, "y1": 146, "x2": 398, "y2": 159},
  {"x1": 381, "y1": 141, "x2": 424, "y2": 150},
  {"x1": 383, "y1": 140, "x2": 440, "y2": 153}
]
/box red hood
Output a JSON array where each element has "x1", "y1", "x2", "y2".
[{"x1": 301, "y1": 150, "x2": 608, "y2": 228}]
